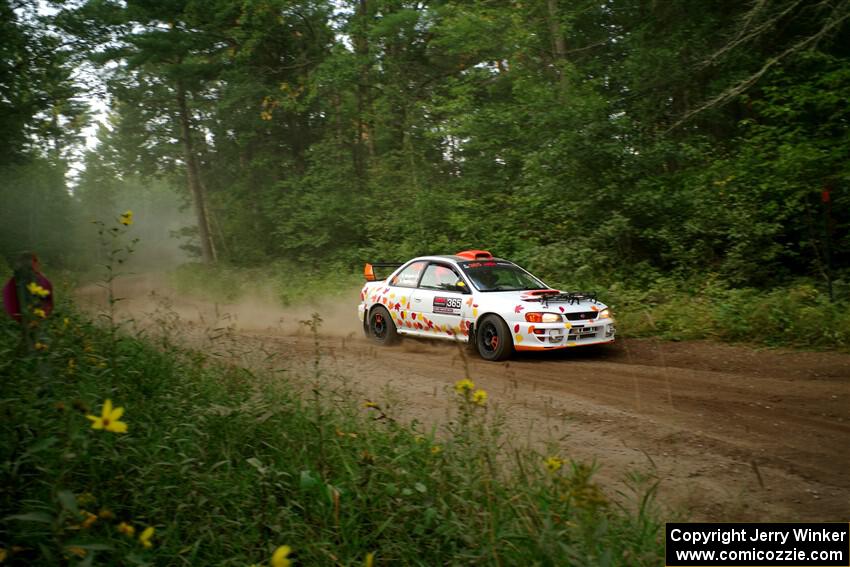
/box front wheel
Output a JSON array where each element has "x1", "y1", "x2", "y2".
[
  {"x1": 367, "y1": 305, "x2": 399, "y2": 345},
  {"x1": 475, "y1": 315, "x2": 513, "y2": 361}
]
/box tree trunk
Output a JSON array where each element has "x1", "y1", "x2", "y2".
[
  {"x1": 547, "y1": 0, "x2": 569, "y2": 92},
  {"x1": 353, "y1": 0, "x2": 374, "y2": 183},
  {"x1": 175, "y1": 79, "x2": 217, "y2": 264}
]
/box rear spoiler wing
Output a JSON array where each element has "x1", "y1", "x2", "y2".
[{"x1": 364, "y1": 262, "x2": 403, "y2": 281}]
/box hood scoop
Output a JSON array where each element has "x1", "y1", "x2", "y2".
[{"x1": 521, "y1": 290, "x2": 599, "y2": 306}]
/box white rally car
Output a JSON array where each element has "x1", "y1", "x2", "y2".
[{"x1": 357, "y1": 250, "x2": 615, "y2": 361}]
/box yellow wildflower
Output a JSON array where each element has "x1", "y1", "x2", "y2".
[
  {"x1": 86, "y1": 399, "x2": 128, "y2": 433},
  {"x1": 119, "y1": 210, "x2": 133, "y2": 226},
  {"x1": 271, "y1": 544, "x2": 292, "y2": 567},
  {"x1": 76, "y1": 493, "x2": 96, "y2": 507},
  {"x1": 544, "y1": 456, "x2": 564, "y2": 473},
  {"x1": 472, "y1": 389, "x2": 488, "y2": 406},
  {"x1": 98, "y1": 508, "x2": 115, "y2": 520},
  {"x1": 431, "y1": 445, "x2": 442, "y2": 455},
  {"x1": 454, "y1": 378, "x2": 474, "y2": 394},
  {"x1": 33, "y1": 308, "x2": 46, "y2": 318},
  {"x1": 117, "y1": 522, "x2": 135, "y2": 537},
  {"x1": 139, "y1": 526, "x2": 155, "y2": 548},
  {"x1": 26, "y1": 282, "x2": 49, "y2": 297},
  {"x1": 81, "y1": 510, "x2": 98, "y2": 529},
  {"x1": 363, "y1": 400, "x2": 379, "y2": 409},
  {"x1": 34, "y1": 342, "x2": 47, "y2": 351},
  {"x1": 365, "y1": 552, "x2": 375, "y2": 567},
  {"x1": 66, "y1": 546, "x2": 87, "y2": 558}
]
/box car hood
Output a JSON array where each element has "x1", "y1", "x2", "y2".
[{"x1": 472, "y1": 289, "x2": 607, "y2": 318}]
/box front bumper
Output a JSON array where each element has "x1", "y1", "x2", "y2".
[{"x1": 511, "y1": 318, "x2": 616, "y2": 350}]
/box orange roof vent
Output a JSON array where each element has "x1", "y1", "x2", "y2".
[{"x1": 455, "y1": 249, "x2": 493, "y2": 260}]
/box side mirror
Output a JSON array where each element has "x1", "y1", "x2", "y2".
[{"x1": 454, "y1": 281, "x2": 471, "y2": 294}]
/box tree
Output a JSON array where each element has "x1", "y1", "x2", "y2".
[
  {"x1": 62, "y1": 0, "x2": 228, "y2": 263},
  {"x1": 0, "y1": 0, "x2": 85, "y2": 266}
]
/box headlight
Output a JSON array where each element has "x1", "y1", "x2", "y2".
[
  {"x1": 525, "y1": 312, "x2": 562, "y2": 323},
  {"x1": 598, "y1": 308, "x2": 613, "y2": 319}
]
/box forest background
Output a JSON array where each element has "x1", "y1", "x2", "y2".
[{"x1": 2, "y1": 0, "x2": 849, "y2": 348}]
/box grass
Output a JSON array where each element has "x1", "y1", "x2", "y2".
[
  {"x1": 601, "y1": 278, "x2": 850, "y2": 351},
  {"x1": 0, "y1": 298, "x2": 665, "y2": 566}
]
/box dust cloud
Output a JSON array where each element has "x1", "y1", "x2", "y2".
[
  {"x1": 75, "y1": 272, "x2": 364, "y2": 338},
  {"x1": 72, "y1": 180, "x2": 196, "y2": 275}
]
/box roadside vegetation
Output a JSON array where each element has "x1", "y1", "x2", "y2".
[
  {"x1": 171, "y1": 262, "x2": 850, "y2": 352},
  {"x1": 606, "y1": 280, "x2": 850, "y2": 349},
  {"x1": 170, "y1": 262, "x2": 362, "y2": 307},
  {"x1": 0, "y1": 298, "x2": 664, "y2": 566}
]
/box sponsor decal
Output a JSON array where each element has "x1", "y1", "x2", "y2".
[{"x1": 433, "y1": 296, "x2": 462, "y2": 314}]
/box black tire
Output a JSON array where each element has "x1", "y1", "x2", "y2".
[
  {"x1": 475, "y1": 314, "x2": 513, "y2": 361},
  {"x1": 367, "y1": 305, "x2": 399, "y2": 345}
]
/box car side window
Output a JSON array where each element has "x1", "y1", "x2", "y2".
[
  {"x1": 419, "y1": 263, "x2": 465, "y2": 291},
  {"x1": 390, "y1": 261, "x2": 427, "y2": 288}
]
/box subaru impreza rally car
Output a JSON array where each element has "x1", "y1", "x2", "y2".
[{"x1": 357, "y1": 250, "x2": 615, "y2": 361}]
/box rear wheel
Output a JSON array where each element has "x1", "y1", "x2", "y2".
[
  {"x1": 367, "y1": 305, "x2": 398, "y2": 345},
  {"x1": 475, "y1": 315, "x2": 513, "y2": 361}
]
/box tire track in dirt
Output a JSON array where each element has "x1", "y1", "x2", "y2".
[{"x1": 266, "y1": 333, "x2": 850, "y2": 522}]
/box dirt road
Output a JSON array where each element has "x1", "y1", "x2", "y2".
[
  {"x1": 239, "y1": 332, "x2": 848, "y2": 522},
  {"x1": 77, "y1": 275, "x2": 850, "y2": 522}
]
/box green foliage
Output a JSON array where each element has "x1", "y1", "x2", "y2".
[
  {"x1": 0, "y1": 1, "x2": 85, "y2": 269},
  {"x1": 0, "y1": 305, "x2": 664, "y2": 565},
  {"x1": 46, "y1": 0, "x2": 848, "y2": 291},
  {"x1": 0, "y1": 158, "x2": 80, "y2": 269},
  {"x1": 607, "y1": 278, "x2": 850, "y2": 350},
  {"x1": 0, "y1": 1, "x2": 85, "y2": 167}
]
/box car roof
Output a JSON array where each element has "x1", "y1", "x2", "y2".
[{"x1": 410, "y1": 255, "x2": 509, "y2": 265}]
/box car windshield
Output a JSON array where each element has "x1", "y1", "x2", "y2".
[{"x1": 458, "y1": 260, "x2": 547, "y2": 292}]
